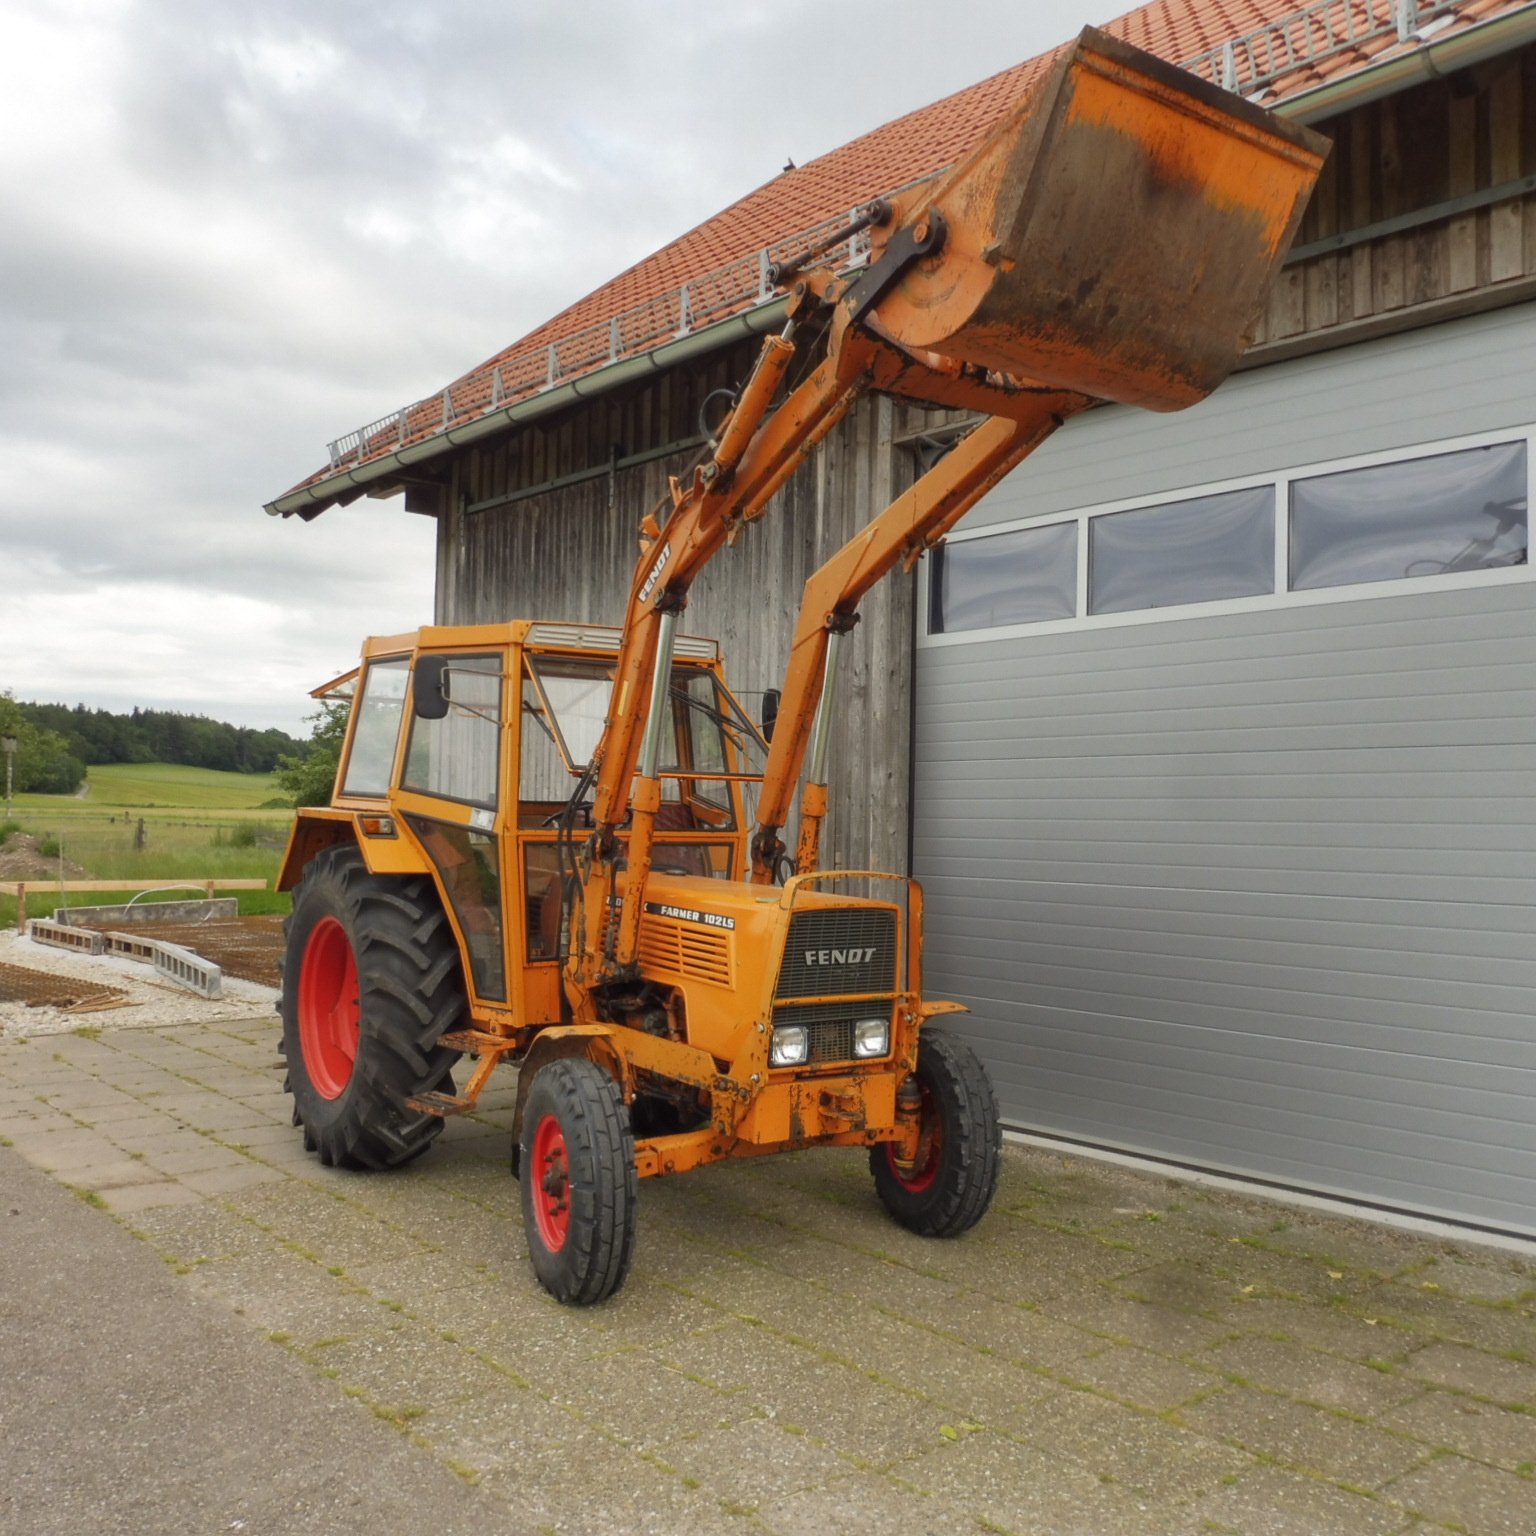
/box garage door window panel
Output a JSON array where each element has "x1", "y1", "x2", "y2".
[
  {"x1": 930, "y1": 521, "x2": 1076, "y2": 634},
  {"x1": 1089, "y1": 486, "x2": 1276, "y2": 616},
  {"x1": 1290, "y1": 441, "x2": 1528, "y2": 592}
]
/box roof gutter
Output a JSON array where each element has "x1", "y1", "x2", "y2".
[
  {"x1": 1283, "y1": 2, "x2": 1536, "y2": 123},
  {"x1": 264, "y1": 296, "x2": 792, "y2": 519}
]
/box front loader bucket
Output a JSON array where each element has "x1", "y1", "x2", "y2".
[{"x1": 872, "y1": 27, "x2": 1327, "y2": 411}]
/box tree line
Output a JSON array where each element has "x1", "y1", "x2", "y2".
[{"x1": 0, "y1": 695, "x2": 305, "y2": 795}]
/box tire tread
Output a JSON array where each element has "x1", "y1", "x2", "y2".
[
  {"x1": 519, "y1": 1059, "x2": 637, "y2": 1306},
  {"x1": 870, "y1": 1028, "x2": 1001, "y2": 1238},
  {"x1": 282, "y1": 845, "x2": 464, "y2": 1171}
]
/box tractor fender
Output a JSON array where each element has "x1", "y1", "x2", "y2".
[
  {"x1": 918, "y1": 999, "x2": 969, "y2": 1022},
  {"x1": 509, "y1": 1025, "x2": 628, "y2": 1172},
  {"x1": 276, "y1": 810, "x2": 356, "y2": 892},
  {"x1": 277, "y1": 808, "x2": 432, "y2": 891}
]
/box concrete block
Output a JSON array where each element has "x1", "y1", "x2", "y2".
[
  {"x1": 152, "y1": 942, "x2": 223, "y2": 999},
  {"x1": 27, "y1": 919, "x2": 105, "y2": 955},
  {"x1": 103, "y1": 931, "x2": 160, "y2": 964},
  {"x1": 57, "y1": 898, "x2": 239, "y2": 927}
]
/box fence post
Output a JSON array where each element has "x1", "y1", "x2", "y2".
[{"x1": 16, "y1": 883, "x2": 26, "y2": 934}]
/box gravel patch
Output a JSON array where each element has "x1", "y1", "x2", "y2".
[{"x1": 0, "y1": 929, "x2": 278, "y2": 1039}]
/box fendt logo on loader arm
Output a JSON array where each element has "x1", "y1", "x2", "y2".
[{"x1": 804, "y1": 947, "x2": 877, "y2": 967}]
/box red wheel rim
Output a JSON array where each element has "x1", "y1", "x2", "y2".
[
  {"x1": 298, "y1": 916, "x2": 360, "y2": 1100},
  {"x1": 886, "y1": 1079, "x2": 942, "y2": 1192},
  {"x1": 531, "y1": 1113, "x2": 571, "y2": 1252}
]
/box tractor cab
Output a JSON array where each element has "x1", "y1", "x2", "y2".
[{"x1": 280, "y1": 621, "x2": 769, "y2": 1035}]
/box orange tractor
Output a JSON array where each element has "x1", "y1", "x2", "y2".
[{"x1": 277, "y1": 30, "x2": 1325, "y2": 1303}]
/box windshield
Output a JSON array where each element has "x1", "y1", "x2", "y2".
[{"x1": 525, "y1": 656, "x2": 767, "y2": 779}]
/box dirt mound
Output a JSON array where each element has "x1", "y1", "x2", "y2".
[{"x1": 0, "y1": 833, "x2": 91, "y2": 882}]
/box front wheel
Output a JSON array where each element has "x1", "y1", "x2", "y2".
[
  {"x1": 870, "y1": 1028, "x2": 1001, "y2": 1238},
  {"x1": 518, "y1": 1059, "x2": 638, "y2": 1305}
]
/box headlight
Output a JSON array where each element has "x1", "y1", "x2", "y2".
[
  {"x1": 770, "y1": 1025, "x2": 809, "y2": 1067},
  {"x1": 853, "y1": 1018, "x2": 890, "y2": 1058}
]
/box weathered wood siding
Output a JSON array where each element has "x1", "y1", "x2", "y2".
[
  {"x1": 435, "y1": 357, "x2": 916, "y2": 878},
  {"x1": 1255, "y1": 44, "x2": 1536, "y2": 346}
]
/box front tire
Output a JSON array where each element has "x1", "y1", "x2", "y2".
[
  {"x1": 870, "y1": 1028, "x2": 1001, "y2": 1237},
  {"x1": 282, "y1": 845, "x2": 464, "y2": 1170},
  {"x1": 519, "y1": 1059, "x2": 637, "y2": 1305}
]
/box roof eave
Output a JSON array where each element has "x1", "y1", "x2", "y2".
[
  {"x1": 265, "y1": 297, "x2": 791, "y2": 520},
  {"x1": 1283, "y1": 2, "x2": 1536, "y2": 122}
]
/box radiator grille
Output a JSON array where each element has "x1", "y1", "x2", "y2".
[
  {"x1": 776, "y1": 909, "x2": 897, "y2": 999},
  {"x1": 637, "y1": 914, "x2": 732, "y2": 987}
]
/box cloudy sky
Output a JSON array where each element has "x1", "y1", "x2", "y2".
[{"x1": 1, "y1": 0, "x2": 1114, "y2": 739}]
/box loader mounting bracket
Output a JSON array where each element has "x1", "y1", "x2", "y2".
[{"x1": 840, "y1": 209, "x2": 948, "y2": 329}]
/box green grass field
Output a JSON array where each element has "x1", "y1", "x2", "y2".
[
  {"x1": 2, "y1": 763, "x2": 294, "y2": 925},
  {"x1": 11, "y1": 761, "x2": 290, "y2": 815}
]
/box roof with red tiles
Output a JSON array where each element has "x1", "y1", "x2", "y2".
[{"x1": 273, "y1": 0, "x2": 1532, "y2": 513}]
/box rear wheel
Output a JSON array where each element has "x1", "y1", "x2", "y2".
[
  {"x1": 870, "y1": 1028, "x2": 1001, "y2": 1237},
  {"x1": 282, "y1": 845, "x2": 464, "y2": 1169},
  {"x1": 518, "y1": 1059, "x2": 637, "y2": 1305}
]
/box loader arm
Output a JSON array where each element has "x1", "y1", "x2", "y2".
[
  {"x1": 568, "y1": 327, "x2": 868, "y2": 995},
  {"x1": 748, "y1": 398, "x2": 1080, "y2": 882},
  {"x1": 567, "y1": 25, "x2": 1326, "y2": 1001}
]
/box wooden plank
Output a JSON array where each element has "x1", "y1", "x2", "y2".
[
  {"x1": 1374, "y1": 232, "x2": 1407, "y2": 313},
  {"x1": 658, "y1": 367, "x2": 673, "y2": 446},
  {"x1": 1302, "y1": 122, "x2": 1339, "y2": 242},
  {"x1": 1447, "y1": 91, "x2": 1479, "y2": 293},
  {"x1": 1394, "y1": 80, "x2": 1448, "y2": 215},
  {"x1": 1270, "y1": 265, "x2": 1306, "y2": 339},
  {"x1": 1489, "y1": 63, "x2": 1524, "y2": 282},
  {"x1": 1348, "y1": 110, "x2": 1374, "y2": 320},
  {"x1": 1303, "y1": 255, "x2": 1338, "y2": 332},
  {"x1": 1407, "y1": 225, "x2": 1444, "y2": 309},
  {"x1": 529, "y1": 423, "x2": 547, "y2": 488},
  {"x1": 1377, "y1": 93, "x2": 1402, "y2": 216}
]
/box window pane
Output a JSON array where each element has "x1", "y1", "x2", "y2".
[
  {"x1": 1290, "y1": 441, "x2": 1528, "y2": 591},
  {"x1": 407, "y1": 817, "x2": 505, "y2": 999},
  {"x1": 527, "y1": 658, "x2": 614, "y2": 772},
  {"x1": 402, "y1": 655, "x2": 502, "y2": 809},
  {"x1": 339, "y1": 659, "x2": 409, "y2": 798},
  {"x1": 930, "y1": 522, "x2": 1076, "y2": 634},
  {"x1": 524, "y1": 842, "x2": 564, "y2": 962},
  {"x1": 1089, "y1": 486, "x2": 1275, "y2": 616}
]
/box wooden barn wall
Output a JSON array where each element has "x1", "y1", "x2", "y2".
[
  {"x1": 1255, "y1": 43, "x2": 1536, "y2": 346},
  {"x1": 434, "y1": 350, "x2": 918, "y2": 878}
]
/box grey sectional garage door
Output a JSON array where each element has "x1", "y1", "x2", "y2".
[{"x1": 912, "y1": 305, "x2": 1536, "y2": 1236}]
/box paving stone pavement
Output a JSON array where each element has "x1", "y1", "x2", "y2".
[{"x1": 2, "y1": 1009, "x2": 1534, "y2": 1535}]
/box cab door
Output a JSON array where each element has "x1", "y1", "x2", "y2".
[{"x1": 394, "y1": 652, "x2": 511, "y2": 1011}]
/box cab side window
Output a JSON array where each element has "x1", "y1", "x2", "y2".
[{"x1": 403, "y1": 655, "x2": 503, "y2": 809}]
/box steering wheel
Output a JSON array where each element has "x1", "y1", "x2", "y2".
[{"x1": 541, "y1": 802, "x2": 594, "y2": 829}]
